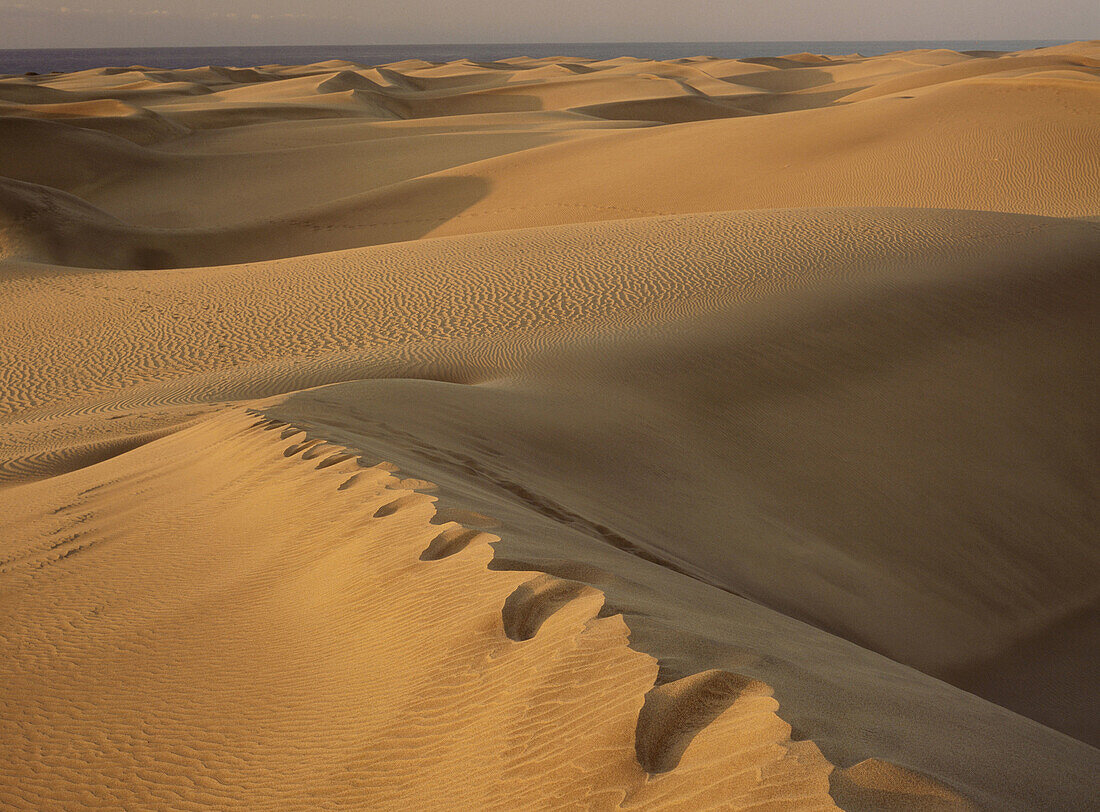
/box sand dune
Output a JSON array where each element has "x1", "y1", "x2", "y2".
[{"x1": 1, "y1": 43, "x2": 1098, "y2": 810}]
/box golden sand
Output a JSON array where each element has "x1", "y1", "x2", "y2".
[{"x1": 1, "y1": 43, "x2": 1098, "y2": 809}]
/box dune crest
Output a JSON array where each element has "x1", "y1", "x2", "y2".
[{"x1": 0, "y1": 410, "x2": 846, "y2": 809}]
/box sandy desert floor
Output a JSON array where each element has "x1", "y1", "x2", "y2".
[{"x1": 1, "y1": 42, "x2": 1098, "y2": 810}]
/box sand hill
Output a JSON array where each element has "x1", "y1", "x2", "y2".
[{"x1": 1, "y1": 43, "x2": 1098, "y2": 810}]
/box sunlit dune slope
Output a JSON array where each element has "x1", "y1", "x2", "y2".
[
  {"x1": 2, "y1": 208, "x2": 1093, "y2": 480},
  {"x1": 1, "y1": 44, "x2": 1097, "y2": 268},
  {"x1": 0, "y1": 411, "x2": 843, "y2": 810}
]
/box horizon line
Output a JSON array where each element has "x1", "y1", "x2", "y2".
[{"x1": 2, "y1": 38, "x2": 1079, "y2": 53}]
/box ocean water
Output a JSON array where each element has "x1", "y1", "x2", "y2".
[{"x1": 0, "y1": 41, "x2": 1066, "y2": 75}]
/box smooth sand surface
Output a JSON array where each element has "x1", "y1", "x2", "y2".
[{"x1": 1, "y1": 43, "x2": 1098, "y2": 810}]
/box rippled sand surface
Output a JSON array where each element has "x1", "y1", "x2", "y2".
[{"x1": 1, "y1": 43, "x2": 1098, "y2": 810}]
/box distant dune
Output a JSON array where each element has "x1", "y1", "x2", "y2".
[{"x1": 1, "y1": 43, "x2": 1098, "y2": 810}]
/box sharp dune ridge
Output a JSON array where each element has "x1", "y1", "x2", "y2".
[{"x1": 0, "y1": 42, "x2": 1098, "y2": 810}]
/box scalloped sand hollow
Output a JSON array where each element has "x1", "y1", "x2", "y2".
[{"x1": 1, "y1": 43, "x2": 1098, "y2": 810}]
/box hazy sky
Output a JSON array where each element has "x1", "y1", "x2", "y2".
[{"x1": 3, "y1": 0, "x2": 1097, "y2": 49}]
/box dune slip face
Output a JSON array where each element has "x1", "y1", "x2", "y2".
[{"x1": 1, "y1": 43, "x2": 1099, "y2": 810}]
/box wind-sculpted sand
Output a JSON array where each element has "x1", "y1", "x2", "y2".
[{"x1": 1, "y1": 43, "x2": 1098, "y2": 810}]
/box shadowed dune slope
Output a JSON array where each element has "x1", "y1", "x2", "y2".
[
  {"x1": 0, "y1": 411, "x2": 845, "y2": 810},
  {"x1": 2, "y1": 44, "x2": 1097, "y2": 267},
  {"x1": 260, "y1": 224, "x2": 1097, "y2": 732},
  {"x1": 1, "y1": 208, "x2": 1093, "y2": 467},
  {"x1": 1, "y1": 43, "x2": 1098, "y2": 810}
]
